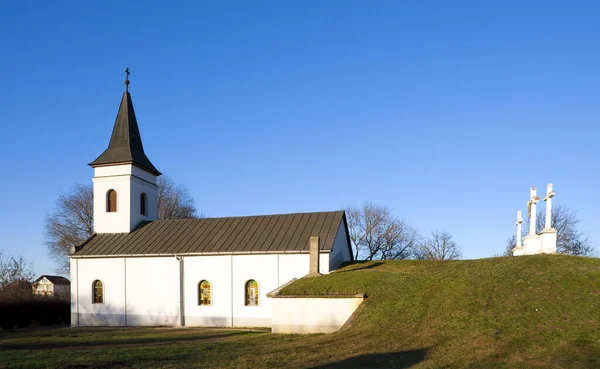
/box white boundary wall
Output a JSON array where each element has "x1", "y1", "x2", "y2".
[{"x1": 270, "y1": 296, "x2": 364, "y2": 334}]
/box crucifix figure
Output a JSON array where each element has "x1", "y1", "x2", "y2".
[
  {"x1": 544, "y1": 183, "x2": 555, "y2": 230},
  {"x1": 527, "y1": 187, "x2": 540, "y2": 236},
  {"x1": 124, "y1": 67, "x2": 130, "y2": 92}
]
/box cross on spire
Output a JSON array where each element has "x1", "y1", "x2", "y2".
[{"x1": 124, "y1": 67, "x2": 130, "y2": 92}]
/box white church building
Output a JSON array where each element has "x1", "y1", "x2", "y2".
[{"x1": 69, "y1": 72, "x2": 353, "y2": 327}]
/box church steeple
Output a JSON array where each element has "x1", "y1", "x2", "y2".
[
  {"x1": 89, "y1": 68, "x2": 161, "y2": 176},
  {"x1": 90, "y1": 69, "x2": 160, "y2": 234}
]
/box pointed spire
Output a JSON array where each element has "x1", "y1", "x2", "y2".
[{"x1": 89, "y1": 69, "x2": 161, "y2": 176}]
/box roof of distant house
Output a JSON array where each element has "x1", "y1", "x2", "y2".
[
  {"x1": 73, "y1": 211, "x2": 351, "y2": 257},
  {"x1": 35, "y1": 275, "x2": 71, "y2": 285}
]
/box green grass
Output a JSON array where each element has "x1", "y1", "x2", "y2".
[{"x1": 1, "y1": 255, "x2": 599, "y2": 368}]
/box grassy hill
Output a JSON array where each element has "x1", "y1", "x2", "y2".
[
  {"x1": 1, "y1": 255, "x2": 599, "y2": 368},
  {"x1": 280, "y1": 254, "x2": 600, "y2": 368}
]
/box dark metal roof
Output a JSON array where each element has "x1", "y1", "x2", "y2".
[
  {"x1": 73, "y1": 211, "x2": 348, "y2": 257},
  {"x1": 89, "y1": 91, "x2": 161, "y2": 176},
  {"x1": 34, "y1": 275, "x2": 71, "y2": 285}
]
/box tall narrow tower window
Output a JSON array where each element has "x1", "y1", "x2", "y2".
[
  {"x1": 107, "y1": 189, "x2": 117, "y2": 212},
  {"x1": 140, "y1": 193, "x2": 147, "y2": 216}
]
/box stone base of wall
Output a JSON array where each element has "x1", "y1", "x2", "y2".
[{"x1": 72, "y1": 314, "x2": 271, "y2": 327}]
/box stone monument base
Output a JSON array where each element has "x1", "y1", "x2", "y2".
[
  {"x1": 522, "y1": 234, "x2": 542, "y2": 255},
  {"x1": 513, "y1": 229, "x2": 557, "y2": 256},
  {"x1": 540, "y1": 228, "x2": 557, "y2": 254}
]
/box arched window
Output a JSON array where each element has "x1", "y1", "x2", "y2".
[
  {"x1": 107, "y1": 190, "x2": 117, "y2": 212},
  {"x1": 198, "y1": 280, "x2": 211, "y2": 305},
  {"x1": 245, "y1": 280, "x2": 259, "y2": 306},
  {"x1": 92, "y1": 280, "x2": 104, "y2": 304},
  {"x1": 140, "y1": 193, "x2": 147, "y2": 216}
]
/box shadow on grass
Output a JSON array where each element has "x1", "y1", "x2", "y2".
[
  {"x1": 309, "y1": 348, "x2": 429, "y2": 369},
  {"x1": 336, "y1": 262, "x2": 384, "y2": 273},
  {"x1": 1, "y1": 330, "x2": 255, "y2": 350}
]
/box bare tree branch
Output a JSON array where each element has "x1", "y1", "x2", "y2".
[
  {"x1": 416, "y1": 230, "x2": 462, "y2": 260},
  {"x1": 503, "y1": 235, "x2": 516, "y2": 256},
  {"x1": 345, "y1": 203, "x2": 419, "y2": 260},
  {"x1": 44, "y1": 184, "x2": 93, "y2": 275},
  {"x1": 157, "y1": 176, "x2": 198, "y2": 220},
  {"x1": 0, "y1": 251, "x2": 35, "y2": 289}
]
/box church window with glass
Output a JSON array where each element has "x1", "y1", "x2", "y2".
[
  {"x1": 198, "y1": 280, "x2": 212, "y2": 305},
  {"x1": 245, "y1": 280, "x2": 259, "y2": 306},
  {"x1": 92, "y1": 280, "x2": 104, "y2": 304}
]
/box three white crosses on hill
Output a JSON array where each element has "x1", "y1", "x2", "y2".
[{"x1": 513, "y1": 183, "x2": 558, "y2": 256}]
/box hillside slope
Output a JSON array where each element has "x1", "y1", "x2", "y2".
[{"x1": 281, "y1": 254, "x2": 600, "y2": 368}]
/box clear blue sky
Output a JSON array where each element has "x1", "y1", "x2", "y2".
[{"x1": 1, "y1": 1, "x2": 599, "y2": 275}]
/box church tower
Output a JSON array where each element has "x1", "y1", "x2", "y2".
[{"x1": 89, "y1": 69, "x2": 161, "y2": 233}]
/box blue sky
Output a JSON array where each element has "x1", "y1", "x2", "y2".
[{"x1": 1, "y1": 1, "x2": 599, "y2": 275}]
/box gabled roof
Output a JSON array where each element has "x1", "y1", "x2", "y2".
[
  {"x1": 34, "y1": 275, "x2": 70, "y2": 285},
  {"x1": 73, "y1": 211, "x2": 350, "y2": 257},
  {"x1": 89, "y1": 89, "x2": 161, "y2": 176}
]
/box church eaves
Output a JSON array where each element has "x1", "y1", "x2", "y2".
[{"x1": 89, "y1": 68, "x2": 161, "y2": 176}]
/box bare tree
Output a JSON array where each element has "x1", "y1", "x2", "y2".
[
  {"x1": 416, "y1": 230, "x2": 462, "y2": 260},
  {"x1": 379, "y1": 219, "x2": 420, "y2": 260},
  {"x1": 345, "y1": 203, "x2": 418, "y2": 260},
  {"x1": 157, "y1": 176, "x2": 198, "y2": 220},
  {"x1": 45, "y1": 184, "x2": 93, "y2": 274},
  {"x1": 503, "y1": 235, "x2": 516, "y2": 256},
  {"x1": 45, "y1": 176, "x2": 198, "y2": 274},
  {"x1": 521, "y1": 204, "x2": 595, "y2": 256},
  {"x1": 0, "y1": 251, "x2": 35, "y2": 289}
]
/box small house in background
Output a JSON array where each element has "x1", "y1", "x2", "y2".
[{"x1": 32, "y1": 275, "x2": 70, "y2": 297}]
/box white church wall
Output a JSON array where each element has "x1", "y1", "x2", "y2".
[
  {"x1": 131, "y1": 166, "x2": 158, "y2": 184},
  {"x1": 125, "y1": 257, "x2": 180, "y2": 326},
  {"x1": 183, "y1": 255, "x2": 233, "y2": 327},
  {"x1": 94, "y1": 164, "x2": 133, "y2": 177},
  {"x1": 70, "y1": 259, "x2": 78, "y2": 325},
  {"x1": 71, "y1": 249, "x2": 344, "y2": 328},
  {"x1": 93, "y1": 174, "x2": 132, "y2": 234},
  {"x1": 232, "y1": 254, "x2": 278, "y2": 327},
  {"x1": 75, "y1": 258, "x2": 126, "y2": 326},
  {"x1": 278, "y1": 254, "x2": 309, "y2": 285},
  {"x1": 129, "y1": 175, "x2": 158, "y2": 230},
  {"x1": 329, "y1": 220, "x2": 351, "y2": 271},
  {"x1": 319, "y1": 253, "x2": 330, "y2": 274},
  {"x1": 92, "y1": 164, "x2": 157, "y2": 234}
]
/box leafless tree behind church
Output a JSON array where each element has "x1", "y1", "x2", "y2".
[
  {"x1": 415, "y1": 230, "x2": 462, "y2": 260},
  {"x1": 345, "y1": 203, "x2": 419, "y2": 260},
  {"x1": 45, "y1": 176, "x2": 199, "y2": 275}
]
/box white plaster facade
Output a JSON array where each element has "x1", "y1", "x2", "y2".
[
  {"x1": 71, "y1": 244, "x2": 350, "y2": 327},
  {"x1": 92, "y1": 164, "x2": 158, "y2": 234}
]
